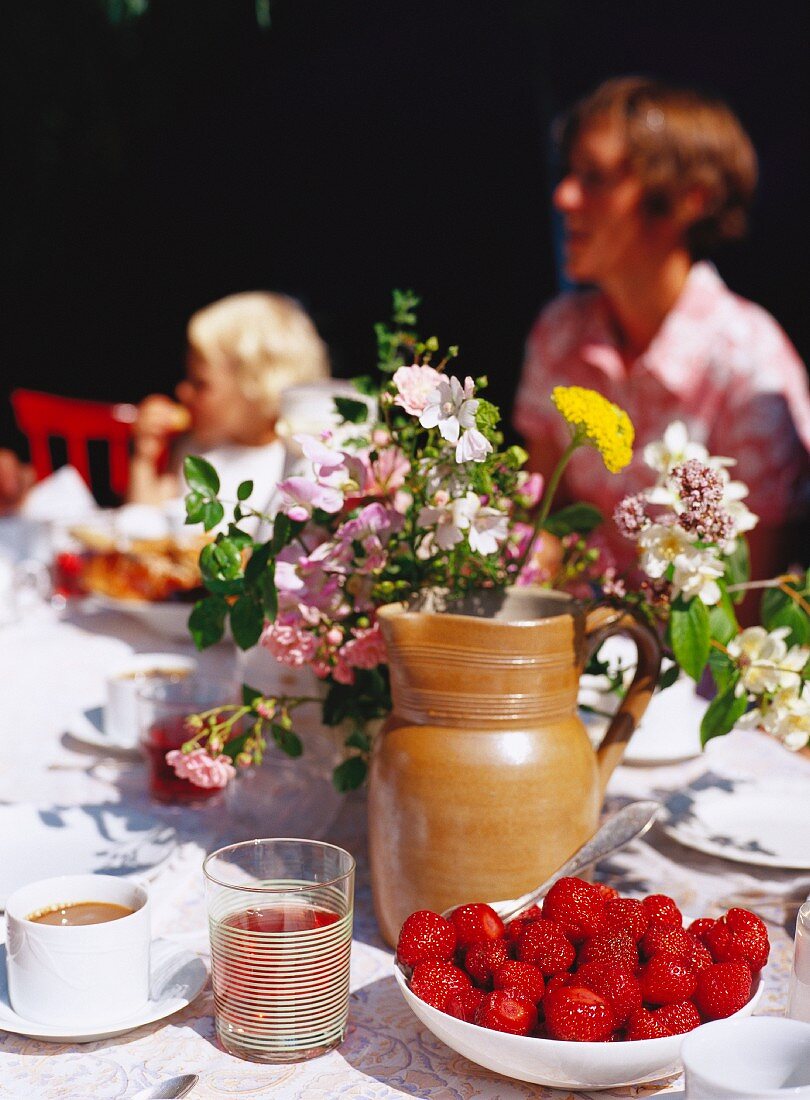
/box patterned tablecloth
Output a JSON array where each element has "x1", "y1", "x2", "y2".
[{"x1": 1, "y1": 602, "x2": 807, "y2": 1099}]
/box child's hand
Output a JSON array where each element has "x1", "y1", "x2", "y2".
[{"x1": 133, "y1": 396, "x2": 190, "y2": 461}]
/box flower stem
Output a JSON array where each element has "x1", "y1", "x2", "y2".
[{"x1": 515, "y1": 435, "x2": 581, "y2": 577}]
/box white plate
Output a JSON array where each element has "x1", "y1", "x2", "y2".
[
  {"x1": 65, "y1": 706, "x2": 142, "y2": 756},
  {"x1": 0, "y1": 938, "x2": 207, "y2": 1042},
  {"x1": 394, "y1": 966, "x2": 764, "y2": 1090},
  {"x1": 0, "y1": 804, "x2": 176, "y2": 908},
  {"x1": 91, "y1": 596, "x2": 195, "y2": 641},
  {"x1": 663, "y1": 778, "x2": 810, "y2": 869}
]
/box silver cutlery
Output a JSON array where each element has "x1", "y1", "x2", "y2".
[{"x1": 130, "y1": 1074, "x2": 199, "y2": 1100}]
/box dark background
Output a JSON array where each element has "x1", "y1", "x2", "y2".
[{"x1": 3, "y1": 0, "x2": 808, "y2": 492}]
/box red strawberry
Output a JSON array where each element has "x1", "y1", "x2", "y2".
[
  {"x1": 579, "y1": 932, "x2": 639, "y2": 973},
  {"x1": 575, "y1": 960, "x2": 642, "y2": 1027},
  {"x1": 410, "y1": 960, "x2": 472, "y2": 1011},
  {"x1": 516, "y1": 904, "x2": 544, "y2": 921},
  {"x1": 474, "y1": 989, "x2": 538, "y2": 1035},
  {"x1": 640, "y1": 924, "x2": 695, "y2": 960},
  {"x1": 603, "y1": 897, "x2": 649, "y2": 942},
  {"x1": 641, "y1": 894, "x2": 682, "y2": 928},
  {"x1": 694, "y1": 961, "x2": 752, "y2": 1020},
  {"x1": 639, "y1": 954, "x2": 697, "y2": 1005},
  {"x1": 626, "y1": 1007, "x2": 670, "y2": 1040},
  {"x1": 595, "y1": 882, "x2": 620, "y2": 902},
  {"x1": 444, "y1": 985, "x2": 485, "y2": 1022},
  {"x1": 493, "y1": 961, "x2": 545, "y2": 1004},
  {"x1": 688, "y1": 917, "x2": 717, "y2": 946},
  {"x1": 545, "y1": 972, "x2": 573, "y2": 995},
  {"x1": 544, "y1": 985, "x2": 616, "y2": 1042},
  {"x1": 542, "y1": 878, "x2": 607, "y2": 943},
  {"x1": 464, "y1": 939, "x2": 510, "y2": 987},
  {"x1": 683, "y1": 936, "x2": 714, "y2": 974},
  {"x1": 449, "y1": 903, "x2": 505, "y2": 949},
  {"x1": 517, "y1": 919, "x2": 576, "y2": 975},
  {"x1": 705, "y1": 908, "x2": 770, "y2": 974},
  {"x1": 504, "y1": 917, "x2": 533, "y2": 946},
  {"x1": 396, "y1": 910, "x2": 456, "y2": 968},
  {"x1": 655, "y1": 1000, "x2": 702, "y2": 1035}
]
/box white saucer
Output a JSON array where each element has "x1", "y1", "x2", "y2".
[
  {"x1": 0, "y1": 938, "x2": 207, "y2": 1042},
  {"x1": 65, "y1": 705, "x2": 142, "y2": 756}
]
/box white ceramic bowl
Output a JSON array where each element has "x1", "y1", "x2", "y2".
[{"x1": 394, "y1": 967, "x2": 764, "y2": 1090}]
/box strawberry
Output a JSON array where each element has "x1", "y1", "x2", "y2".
[
  {"x1": 504, "y1": 917, "x2": 533, "y2": 947},
  {"x1": 683, "y1": 935, "x2": 714, "y2": 974},
  {"x1": 595, "y1": 882, "x2": 620, "y2": 902},
  {"x1": 603, "y1": 897, "x2": 649, "y2": 942},
  {"x1": 517, "y1": 919, "x2": 576, "y2": 975},
  {"x1": 516, "y1": 904, "x2": 544, "y2": 921},
  {"x1": 626, "y1": 1007, "x2": 671, "y2": 1040},
  {"x1": 410, "y1": 960, "x2": 472, "y2": 1011},
  {"x1": 641, "y1": 894, "x2": 682, "y2": 928},
  {"x1": 464, "y1": 939, "x2": 510, "y2": 987},
  {"x1": 693, "y1": 961, "x2": 752, "y2": 1020},
  {"x1": 542, "y1": 877, "x2": 607, "y2": 942},
  {"x1": 638, "y1": 954, "x2": 697, "y2": 1005},
  {"x1": 640, "y1": 924, "x2": 695, "y2": 960},
  {"x1": 448, "y1": 903, "x2": 505, "y2": 949},
  {"x1": 688, "y1": 917, "x2": 717, "y2": 946},
  {"x1": 575, "y1": 960, "x2": 642, "y2": 1027},
  {"x1": 655, "y1": 1000, "x2": 701, "y2": 1035},
  {"x1": 474, "y1": 989, "x2": 538, "y2": 1035},
  {"x1": 705, "y1": 908, "x2": 770, "y2": 974},
  {"x1": 579, "y1": 932, "x2": 639, "y2": 973},
  {"x1": 444, "y1": 985, "x2": 485, "y2": 1022},
  {"x1": 396, "y1": 910, "x2": 456, "y2": 968},
  {"x1": 544, "y1": 985, "x2": 616, "y2": 1042},
  {"x1": 493, "y1": 960, "x2": 545, "y2": 1004}
]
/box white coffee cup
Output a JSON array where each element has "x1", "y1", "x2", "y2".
[
  {"x1": 682, "y1": 1016, "x2": 810, "y2": 1098},
  {"x1": 5, "y1": 873, "x2": 151, "y2": 1028},
  {"x1": 106, "y1": 653, "x2": 197, "y2": 747}
]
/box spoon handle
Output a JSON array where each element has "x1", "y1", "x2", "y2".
[{"x1": 493, "y1": 800, "x2": 661, "y2": 924}]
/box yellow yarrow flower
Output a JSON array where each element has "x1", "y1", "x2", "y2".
[{"x1": 551, "y1": 385, "x2": 634, "y2": 473}]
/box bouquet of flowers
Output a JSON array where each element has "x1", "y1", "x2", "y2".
[{"x1": 171, "y1": 293, "x2": 809, "y2": 793}]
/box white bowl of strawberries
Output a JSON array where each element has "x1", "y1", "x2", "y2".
[{"x1": 394, "y1": 877, "x2": 767, "y2": 1090}]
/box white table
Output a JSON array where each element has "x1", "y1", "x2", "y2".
[{"x1": 0, "y1": 601, "x2": 805, "y2": 1099}]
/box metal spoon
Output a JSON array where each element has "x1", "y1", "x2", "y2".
[
  {"x1": 130, "y1": 1074, "x2": 199, "y2": 1100},
  {"x1": 442, "y1": 800, "x2": 661, "y2": 925}
]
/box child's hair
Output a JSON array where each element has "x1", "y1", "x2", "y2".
[{"x1": 186, "y1": 292, "x2": 330, "y2": 419}]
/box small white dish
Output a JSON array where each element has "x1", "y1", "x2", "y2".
[
  {"x1": 394, "y1": 967, "x2": 764, "y2": 1090},
  {"x1": 682, "y1": 1016, "x2": 810, "y2": 1098},
  {"x1": 66, "y1": 705, "x2": 144, "y2": 756},
  {"x1": 664, "y1": 779, "x2": 810, "y2": 869},
  {"x1": 0, "y1": 938, "x2": 207, "y2": 1043}
]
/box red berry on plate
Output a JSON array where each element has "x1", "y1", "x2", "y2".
[
  {"x1": 705, "y1": 908, "x2": 770, "y2": 974},
  {"x1": 517, "y1": 919, "x2": 576, "y2": 975},
  {"x1": 544, "y1": 985, "x2": 616, "y2": 1042},
  {"x1": 640, "y1": 924, "x2": 695, "y2": 960},
  {"x1": 641, "y1": 894, "x2": 682, "y2": 928},
  {"x1": 579, "y1": 932, "x2": 639, "y2": 973},
  {"x1": 493, "y1": 960, "x2": 545, "y2": 1004},
  {"x1": 694, "y1": 961, "x2": 752, "y2": 1020},
  {"x1": 603, "y1": 897, "x2": 649, "y2": 942},
  {"x1": 639, "y1": 954, "x2": 697, "y2": 1005},
  {"x1": 396, "y1": 910, "x2": 456, "y2": 968},
  {"x1": 448, "y1": 903, "x2": 505, "y2": 949},
  {"x1": 688, "y1": 917, "x2": 717, "y2": 946},
  {"x1": 655, "y1": 1000, "x2": 702, "y2": 1035},
  {"x1": 575, "y1": 960, "x2": 642, "y2": 1027},
  {"x1": 410, "y1": 960, "x2": 472, "y2": 1011},
  {"x1": 626, "y1": 1007, "x2": 671, "y2": 1040},
  {"x1": 464, "y1": 939, "x2": 510, "y2": 987},
  {"x1": 444, "y1": 985, "x2": 485, "y2": 1022},
  {"x1": 474, "y1": 989, "x2": 538, "y2": 1035},
  {"x1": 542, "y1": 877, "x2": 607, "y2": 942}
]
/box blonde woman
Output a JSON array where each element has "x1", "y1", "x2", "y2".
[{"x1": 129, "y1": 292, "x2": 330, "y2": 514}]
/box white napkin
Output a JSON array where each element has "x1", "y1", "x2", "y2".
[{"x1": 20, "y1": 466, "x2": 99, "y2": 522}]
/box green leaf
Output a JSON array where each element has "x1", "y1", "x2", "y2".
[
  {"x1": 333, "y1": 756, "x2": 367, "y2": 792},
  {"x1": 188, "y1": 595, "x2": 229, "y2": 650},
  {"x1": 708, "y1": 646, "x2": 736, "y2": 694},
  {"x1": 700, "y1": 683, "x2": 748, "y2": 746},
  {"x1": 670, "y1": 597, "x2": 711, "y2": 682},
  {"x1": 237, "y1": 480, "x2": 253, "y2": 501},
  {"x1": 257, "y1": 562, "x2": 277, "y2": 620},
  {"x1": 269, "y1": 514, "x2": 292, "y2": 554},
  {"x1": 344, "y1": 728, "x2": 371, "y2": 752},
  {"x1": 761, "y1": 586, "x2": 810, "y2": 646},
  {"x1": 352, "y1": 374, "x2": 378, "y2": 396},
  {"x1": 242, "y1": 683, "x2": 263, "y2": 706},
  {"x1": 201, "y1": 500, "x2": 225, "y2": 532},
  {"x1": 271, "y1": 724, "x2": 303, "y2": 758},
  {"x1": 658, "y1": 664, "x2": 681, "y2": 691},
  {"x1": 226, "y1": 524, "x2": 254, "y2": 549},
  {"x1": 543, "y1": 502, "x2": 603, "y2": 538},
  {"x1": 229, "y1": 595, "x2": 264, "y2": 649},
  {"x1": 184, "y1": 490, "x2": 206, "y2": 524},
  {"x1": 245, "y1": 542, "x2": 273, "y2": 584},
  {"x1": 184, "y1": 455, "x2": 220, "y2": 496},
  {"x1": 708, "y1": 594, "x2": 738, "y2": 646},
  {"x1": 334, "y1": 396, "x2": 369, "y2": 424},
  {"x1": 724, "y1": 538, "x2": 750, "y2": 600}
]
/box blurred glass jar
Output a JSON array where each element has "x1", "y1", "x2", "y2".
[{"x1": 788, "y1": 898, "x2": 810, "y2": 1023}]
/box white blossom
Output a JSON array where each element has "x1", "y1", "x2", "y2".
[
  {"x1": 727, "y1": 626, "x2": 793, "y2": 696},
  {"x1": 419, "y1": 375, "x2": 478, "y2": 444},
  {"x1": 743, "y1": 683, "x2": 810, "y2": 750},
  {"x1": 670, "y1": 547, "x2": 725, "y2": 606},
  {"x1": 417, "y1": 491, "x2": 508, "y2": 556},
  {"x1": 637, "y1": 523, "x2": 695, "y2": 579},
  {"x1": 456, "y1": 427, "x2": 493, "y2": 464}
]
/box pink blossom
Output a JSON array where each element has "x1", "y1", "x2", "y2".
[
  {"x1": 393, "y1": 363, "x2": 443, "y2": 415},
  {"x1": 261, "y1": 616, "x2": 320, "y2": 667},
  {"x1": 517, "y1": 472, "x2": 544, "y2": 508},
  {"x1": 277, "y1": 477, "x2": 343, "y2": 521},
  {"x1": 361, "y1": 445, "x2": 410, "y2": 497},
  {"x1": 294, "y1": 434, "x2": 345, "y2": 469},
  {"x1": 166, "y1": 748, "x2": 235, "y2": 789},
  {"x1": 337, "y1": 623, "x2": 388, "y2": 672}
]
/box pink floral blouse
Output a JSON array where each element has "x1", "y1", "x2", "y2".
[{"x1": 514, "y1": 262, "x2": 810, "y2": 564}]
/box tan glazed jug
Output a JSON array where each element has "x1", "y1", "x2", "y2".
[{"x1": 369, "y1": 587, "x2": 662, "y2": 946}]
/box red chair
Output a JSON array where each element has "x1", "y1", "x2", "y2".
[{"x1": 11, "y1": 389, "x2": 138, "y2": 498}]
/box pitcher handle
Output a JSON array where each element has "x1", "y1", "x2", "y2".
[{"x1": 583, "y1": 603, "x2": 662, "y2": 796}]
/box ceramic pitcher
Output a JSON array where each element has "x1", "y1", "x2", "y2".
[{"x1": 369, "y1": 587, "x2": 661, "y2": 946}]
